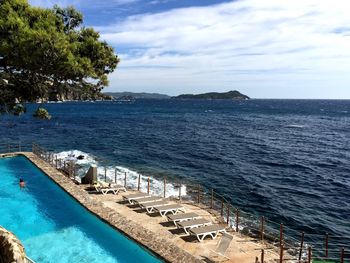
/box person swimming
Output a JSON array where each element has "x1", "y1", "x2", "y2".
[{"x1": 19, "y1": 178, "x2": 26, "y2": 188}]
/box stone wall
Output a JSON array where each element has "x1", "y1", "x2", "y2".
[{"x1": 0, "y1": 226, "x2": 26, "y2": 263}]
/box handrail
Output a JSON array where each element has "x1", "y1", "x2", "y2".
[{"x1": 0, "y1": 141, "x2": 32, "y2": 153}]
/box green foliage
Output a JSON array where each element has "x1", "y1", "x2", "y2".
[
  {"x1": 0, "y1": 0, "x2": 119, "y2": 114},
  {"x1": 33, "y1": 107, "x2": 51, "y2": 119},
  {"x1": 174, "y1": 90, "x2": 250, "y2": 100},
  {"x1": 12, "y1": 103, "x2": 26, "y2": 115}
]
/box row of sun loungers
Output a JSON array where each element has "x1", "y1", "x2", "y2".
[
  {"x1": 89, "y1": 180, "x2": 232, "y2": 258},
  {"x1": 95, "y1": 189, "x2": 228, "y2": 243},
  {"x1": 122, "y1": 192, "x2": 228, "y2": 243}
]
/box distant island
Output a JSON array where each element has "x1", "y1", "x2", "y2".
[
  {"x1": 104, "y1": 92, "x2": 170, "y2": 100},
  {"x1": 173, "y1": 90, "x2": 250, "y2": 100}
]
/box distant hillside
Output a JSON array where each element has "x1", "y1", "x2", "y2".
[
  {"x1": 104, "y1": 92, "x2": 170, "y2": 99},
  {"x1": 173, "y1": 90, "x2": 250, "y2": 100}
]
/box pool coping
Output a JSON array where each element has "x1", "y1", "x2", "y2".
[{"x1": 2, "y1": 153, "x2": 202, "y2": 263}]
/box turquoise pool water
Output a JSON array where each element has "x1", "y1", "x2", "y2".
[{"x1": 0, "y1": 156, "x2": 163, "y2": 263}]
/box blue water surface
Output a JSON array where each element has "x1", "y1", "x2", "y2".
[
  {"x1": 0, "y1": 99, "x2": 349, "y2": 244},
  {"x1": 0, "y1": 155, "x2": 162, "y2": 263}
]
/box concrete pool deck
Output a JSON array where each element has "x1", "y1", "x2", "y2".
[{"x1": 7, "y1": 152, "x2": 282, "y2": 263}]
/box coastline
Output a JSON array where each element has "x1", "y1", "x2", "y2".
[{"x1": 0, "y1": 151, "x2": 282, "y2": 262}]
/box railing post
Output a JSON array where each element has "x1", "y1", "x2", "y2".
[
  {"x1": 115, "y1": 168, "x2": 117, "y2": 183},
  {"x1": 325, "y1": 233, "x2": 329, "y2": 258},
  {"x1": 261, "y1": 249, "x2": 264, "y2": 263},
  {"x1": 55, "y1": 155, "x2": 58, "y2": 169},
  {"x1": 124, "y1": 172, "x2": 127, "y2": 188},
  {"x1": 104, "y1": 167, "x2": 107, "y2": 182},
  {"x1": 178, "y1": 182, "x2": 181, "y2": 202},
  {"x1": 280, "y1": 244, "x2": 284, "y2": 263},
  {"x1": 138, "y1": 174, "x2": 141, "y2": 191},
  {"x1": 260, "y1": 216, "x2": 265, "y2": 241},
  {"x1": 340, "y1": 247, "x2": 344, "y2": 263},
  {"x1": 210, "y1": 189, "x2": 214, "y2": 209},
  {"x1": 163, "y1": 177, "x2": 166, "y2": 198},
  {"x1": 226, "y1": 204, "x2": 230, "y2": 226},
  {"x1": 308, "y1": 246, "x2": 312, "y2": 263},
  {"x1": 73, "y1": 164, "x2": 76, "y2": 181},
  {"x1": 220, "y1": 199, "x2": 224, "y2": 216},
  {"x1": 148, "y1": 177, "x2": 150, "y2": 194},
  {"x1": 235, "y1": 208, "x2": 239, "y2": 232},
  {"x1": 197, "y1": 184, "x2": 200, "y2": 204},
  {"x1": 299, "y1": 232, "x2": 304, "y2": 262},
  {"x1": 279, "y1": 223, "x2": 284, "y2": 249}
]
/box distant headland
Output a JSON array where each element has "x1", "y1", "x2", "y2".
[
  {"x1": 173, "y1": 90, "x2": 250, "y2": 100},
  {"x1": 103, "y1": 90, "x2": 250, "y2": 101},
  {"x1": 104, "y1": 92, "x2": 170, "y2": 100}
]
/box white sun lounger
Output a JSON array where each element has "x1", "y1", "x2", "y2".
[
  {"x1": 189, "y1": 224, "x2": 227, "y2": 242},
  {"x1": 108, "y1": 184, "x2": 126, "y2": 193},
  {"x1": 94, "y1": 184, "x2": 125, "y2": 195},
  {"x1": 167, "y1": 212, "x2": 200, "y2": 226},
  {"x1": 140, "y1": 200, "x2": 168, "y2": 213},
  {"x1": 154, "y1": 204, "x2": 186, "y2": 216},
  {"x1": 210, "y1": 232, "x2": 233, "y2": 261},
  {"x1": 122, "y1": 193, "x2": 149, "y2": 204},
  {"x1": 134, "y1": 196, "x2": 163, "y2": 205},
  {"x1": 177, "y1": 218, "x2": 212, "y2": 234}
]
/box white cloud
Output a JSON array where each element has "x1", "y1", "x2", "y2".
[
  {"x1": 100, "y1": 0, "x2": 350, "y2": 98},
  {"x1": 31, "y1": 0, "x2": 350, "y2": 98}
]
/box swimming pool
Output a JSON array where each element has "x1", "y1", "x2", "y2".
[{"x1": 0, "y1": 155, "x2": 163, "y2": 263}]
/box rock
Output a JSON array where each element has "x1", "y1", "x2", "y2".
[{"x1": 33, "y1": 107, "x2": 51, "y2": 120}]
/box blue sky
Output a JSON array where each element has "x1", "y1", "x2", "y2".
[{"x1": 30, "y1": 0, "x2": 350, "y2": 98}]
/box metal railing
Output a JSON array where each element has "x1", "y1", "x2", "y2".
[{"x1": 0, "y1": 142, "x2": 32, "y2": 153}]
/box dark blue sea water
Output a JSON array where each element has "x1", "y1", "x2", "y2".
[{"x1": 1, "y1": 99, "x2": 349, "y2": 249}]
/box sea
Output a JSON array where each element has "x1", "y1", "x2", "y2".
[{"x1": 1, "y1": 99, "x2": 349, "y2": 254}]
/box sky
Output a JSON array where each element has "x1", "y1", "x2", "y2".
[{"x1": 29, "y1": 0, "x2": 350, "y2": 99}]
